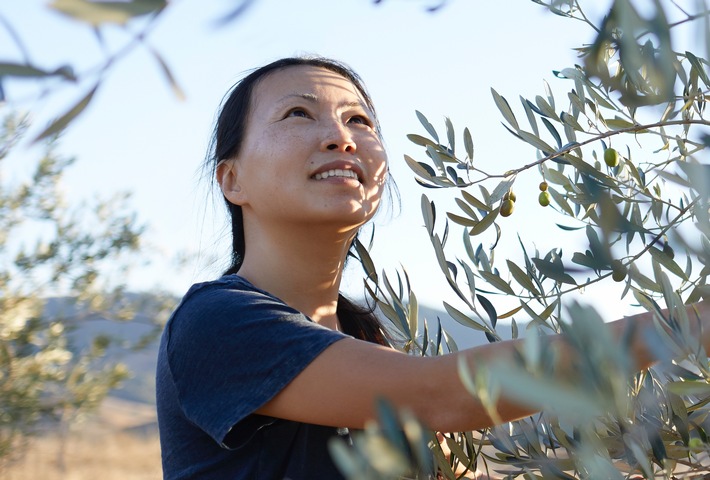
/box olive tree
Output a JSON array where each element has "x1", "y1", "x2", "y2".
[
  {"x1": 0, "y1": 110, "x2": 173, "y2": 470},
  {"x1": 333, "y1": 1, "x2": 710, "y2": 478}
]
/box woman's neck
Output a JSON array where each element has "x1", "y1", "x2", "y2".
[{"x1": 236, "y1": 222, "x2": 354, "y2": 330}]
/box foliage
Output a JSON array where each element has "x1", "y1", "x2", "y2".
[
  {"x1": 0, "y1": 111, "x2": 173, "y2": 468},
  {"x1": 0, "y1": 0, "x2": 262, "y2": 141},
  {"x1": 334, "y1": 0, "x2": 710, "y2": 478}
]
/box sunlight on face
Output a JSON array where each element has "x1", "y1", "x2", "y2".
[{"x1": 232, "y1": 66, "x2": 389, "y2": 232}]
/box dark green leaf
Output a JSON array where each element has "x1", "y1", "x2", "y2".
[
  {"x1": 572, "y1": 251, "x2": 597, "y2": 269},
  {"x1": 476, "y1": 294, "x2": 497, "y2": 328},
  {"x1": 649, "y1": 246, "x2": 688, "y2": 280},
  {"x1": 532, "y1": 258, "x2": 576, "y2": 284},
  {"x1": 541, "y1": 117, "x2": 561, "y2": 148}
]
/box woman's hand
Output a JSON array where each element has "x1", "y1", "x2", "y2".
[{"x1": 435, "y1": 432, "x2": 490, "y2": 480}]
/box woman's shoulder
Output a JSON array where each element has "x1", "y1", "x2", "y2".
[{"x1": 165, "y1": 275, "x2": 304, "y2": 336}]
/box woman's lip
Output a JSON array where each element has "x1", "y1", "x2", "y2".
[{"x1": 310, "y1": 161, "x2": 364, "y2": 183}]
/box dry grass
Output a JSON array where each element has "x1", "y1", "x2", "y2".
[
  {"x1": 2, "y1": 397, "x2": 162, "y2": 480},
  {"x1": 2, "y1": 428, "x2": 161, "y2": 480}
]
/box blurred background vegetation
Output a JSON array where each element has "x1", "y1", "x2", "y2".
[{"x1": 2, "y1": 0, "x2": 710, "y2": 479}]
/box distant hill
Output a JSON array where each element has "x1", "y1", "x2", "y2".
[{"x1": 46, "y1": 294, "x2": 519, "y2": 410}]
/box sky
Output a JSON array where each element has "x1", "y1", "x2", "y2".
[{"x1": 4, "y1": 0, "x2": 698, "y2": 330}]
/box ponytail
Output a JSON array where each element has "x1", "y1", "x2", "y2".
[
  {"x1": 337, "y1": 294, "x2": 390, "y2": 346},
  {"x1": 225, "y1": 202, "x2": 245, "y2": 275}
]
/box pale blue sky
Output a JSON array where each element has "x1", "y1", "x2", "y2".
[{"x1": 8, "y1": 0, "x2": 687, "y2": 327}]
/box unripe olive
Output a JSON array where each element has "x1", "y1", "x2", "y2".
[
  {"x1": 604, "y1": 147, "x2": 620, "y2": 167},
  {"x1": 503, "y1": 191, "x2": 517, "y2": 203},
  {"x1": 538, "y1": 191, "x2": 551, "y2": 207},
  {"x1": 539, "y1": 181, "x2": 548, "y2": 192},
  {"x1": 688, "y1": 437, "x2": 705, "y2": 453},
  {"x1": 499, "y1": 199, "x2": 515, "y2": 217},
  {"x1": 611, "y1": 260, "x2": 627, "y2": 282}
]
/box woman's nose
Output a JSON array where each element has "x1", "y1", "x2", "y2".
[{"x1": 320, "y1": 120, "x2": 356, "y2": 153}]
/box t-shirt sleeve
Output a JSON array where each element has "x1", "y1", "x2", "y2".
[{"x1": 164, "y1": 282, "x2": 348, "y2": 448}]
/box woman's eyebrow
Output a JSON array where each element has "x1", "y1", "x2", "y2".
[
  {"x1": 276, "y1": 93, "x2": 319, "y2": 105},
  {"x1": 276, "y1": 93, "x2": 367, "y2": 110}
]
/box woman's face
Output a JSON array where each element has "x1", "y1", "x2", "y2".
[{"x1": 220, "y1": 65, "x2": 388, "y2": 234}]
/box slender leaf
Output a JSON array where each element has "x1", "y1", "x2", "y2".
[
  {"x1": 444, "y1": 116, "x2": 455, "y2": 153},
  {"x1": 421, "y1": 194, "x2": 435, "y2": 236},
  {"x1": 50, "y1": 0, "x2": 166, "y2": 26},
  {"x1": 461, "y1": 190, "x2": 490, "y2": 212},
  {"x1": 649, "y1": 246, "x2": 688, "y2": 280},
  {"x1": 532, "y1": 258, "x2": 576, "y2": 284},
  {"x1": 148, "y1": 46, "x2": 185, "y2": 101},
  {"x1": 407, "y1": 133, "x2": 436, "y2": 148},
  {"x1": 686, "y1": 51, "x2": 710, "y2": 88},
  {"x1": 34, "y1": 84, "x2": 99, "y2": 142},
  {"x1": 443, "y1": 302, "x2": 490, "y2": 332},
  {"x1": 469, "y1": 209, "x2": 498, "y2": 236},
  {"x1": 415, "y1": 110, "x2": 439, "y2": 143},
  {"x1": 480, "y1": 271, "x2": 515, "y2": 294},
  {"x1": 476, "y1": 294, "x2": 497, "y2": 328},
  {"x1": 491, "y1": 88, "x2": 519, "y2": 130},
  {"x1": 507, "y1": 259, "x2": 541, "y2": 296},
  {"x1": 463, "y1": 127, "x2": 474, "y2": 161}
]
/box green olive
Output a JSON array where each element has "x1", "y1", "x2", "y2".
[
  {"x1": 538, "y1": 191, "x2": 551, "y2": 207},
  {"x1": 539, "y1": 181, "x2": 548, "y2": 192},
  {"x1": 611, "y1": 260, "x2": 627, "y2": 282},
  {"x1": 500, "y1": 199, "x2": 515, "y2": 217},
  {"x1": 604, "y1": 147, "x2": 620, "y2": 167},
  {"x1": 688, "y1": 437, "x2": 704, "y2": 452}
]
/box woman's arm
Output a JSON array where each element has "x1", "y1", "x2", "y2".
[{"x1": 257, "y1": 300, "x2": 710, "y2": 432}]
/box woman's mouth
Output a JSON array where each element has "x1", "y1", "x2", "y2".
[{"x1": 312, "y1": 169, "x2": 361, "y2": 183}]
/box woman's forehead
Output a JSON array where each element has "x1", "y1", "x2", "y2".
[{"x1": 253, "y1": 65, "x2": 365, "y2": 106}]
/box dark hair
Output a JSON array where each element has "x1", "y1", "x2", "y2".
[{"x1": 206, "y1": 56, "x2": 391, "y2": 346}]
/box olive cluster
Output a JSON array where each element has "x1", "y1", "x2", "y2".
[
  {"x1": 499, "y1": 191, "x2": 516, "y2": 217},
  {"x1": 538, "y1": 181, "x2": 550, "y2": 207}
]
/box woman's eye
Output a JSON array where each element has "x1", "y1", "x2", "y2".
[
  {"x1": 348, "y1": 115, "x2": 371, "y2": 126},
  {"x1": 286, "y1": 108, "x2": 310, "y2": 118}
]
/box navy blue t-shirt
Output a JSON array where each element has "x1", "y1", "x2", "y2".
[{"x1": 156, "y1": 275, "x2": 350, "y2": 479}]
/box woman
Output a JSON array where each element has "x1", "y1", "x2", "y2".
[{"x1": 156, "y1": 57, "x2": 710, "y2": 480}]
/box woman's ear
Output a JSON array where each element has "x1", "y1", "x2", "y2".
[{"x1": 216, "y1": 159, "x2": 247, "y2": 205}]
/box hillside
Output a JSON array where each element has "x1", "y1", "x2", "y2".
[{"x1": 2, "y1": 296, "x2": 517, "y2": 480}]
